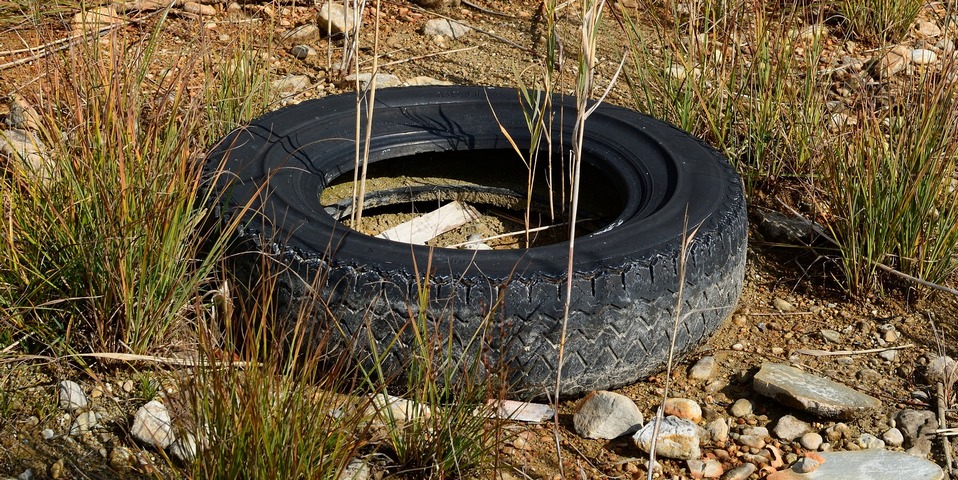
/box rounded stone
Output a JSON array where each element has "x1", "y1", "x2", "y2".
[
  {"x1": 664, "y1": 398, "x2": 703, "y2": 423},
  {"x1": 800, "y1": 432, "x2": 824, "y2": 450},
  {"x1": 730, "y1": 398, "x2": 753, "y2": 417}
]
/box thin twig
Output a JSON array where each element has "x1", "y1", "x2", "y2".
[
  {"x1": 748, "y1": 311, "x2": 816, "y2": 316},
  {"x1": 375, "y1": 45, "x2": 480, "y2": 68},
  {"x1": 795, "y1": 344, "x2": 914, "y2": 357},
  {"x1": 444, "y1": 218, "x2": 591, "y2": 248},
  {"x1": 938, "y1": 382, "x2": 955, "y2": 475},
  {"x1": 0, "y1": 352, "x2": 257, "y2": 367},
  {"x1": 1, "y1": 339, "x2": 20, "y2": 354}
]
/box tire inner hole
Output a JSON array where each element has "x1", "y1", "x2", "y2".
[{"x1": 319, "y1": 149, "x2": 626, "y2": 249}]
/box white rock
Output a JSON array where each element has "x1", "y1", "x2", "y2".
[
  {"x1": 317, "y1": 1, "x2": 358, "y2": 35},
  {"x1": 753, "y1": 362, "x2": 882, "y2": 419},
  {"x1": 724, "y1": 463, "x2": 756, "y2": 480},
  {"x1": 800, "y1": 432, "x2": 824, "y2": 450},
  {"x1": 666, "y1": 64, "x2": 687, "y2": 80},
  {"x1": 707, "y1": 418, "x2": 729, "y2": 443},
  {"x1": 926, "y1": 355, "x2": 957, "y2": 388},
  {"x1": 879, "y1": 349, "x2": 898, "y2": 361},
  {"x1": 69, "y1": 411, "x2": 97, "y2": 435},
  {"x1": 858, "y1": 433, "x2": 885, "y2": 449},
  {"x1": 169, "y1": 432, "x2": 198, "y2": 463},
  {"x1": 911, "y1": 49, "x2": 937, "y2": 65},
  {"x1": 58, "y1": 381, "x2": 87, "y2": 411},
  {"x1": 729, "y1": 398, "x2": 753, "y2": 417},
  {"x1": 882, "y1": 427, "x2": 904, "y2": 447},
  {"x1": 573, "y1": 390, "x2": 643, "y2": 439},
  {"x1": 773, "y1": 415, "x2": 811, "y2": 441},
  {"x1": 633, "y1": 416, "x2": 701, "y2": 460},
  {"x1": 132, "y1": 400, "x2": 175, "y2": 449},
  {"x1": 41, "y1": 429, "x2": 55, "y2": 440},
  {"x1": 403, "y1": 76, "x2": 455, "y2": 86},
  {"x1": 688, "y1": 356, "x2": 717, "y2": 381},
  {"x1": 422, "y1": 19, "x2": 471, "y2": 40},
  {"x1": 345, "y1": 73, "x2": 402, "y2": 90},
  {"x1": 935, "y1": 38, "x2": 955, "y2": 53},
  {"x1": 368, "y1": 393, "x2": 431, "y2": 423},
  {"x1": 338, "y1": 457, "x2": 373, "y2": 480}
]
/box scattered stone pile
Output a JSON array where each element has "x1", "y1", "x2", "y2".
[{"x1": 568, "y1": 358, "x2": 949, "y2": 479}]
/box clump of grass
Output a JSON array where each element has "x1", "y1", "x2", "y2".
[
  {"x1": 0, "y1": 22, "x2": 270, "y2": 354},
  {"x1": 825, "y1": 71, "x2": 958, "y2": 294},
  {"x1": 360, "y1": 255, "x2": 504, "y2": 479},
  {"x1": 190, "y1": 266, "x2": 367, "y2": 478},
  {"x1": 835, "y1": 0, "x2": 923, "y2": 43},
  {"x1": 623, "y1": 0, "x2": 827, "y2": 191}
]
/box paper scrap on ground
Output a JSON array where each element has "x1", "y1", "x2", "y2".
[{"x1": 376, "y1": 201, "x2": 479, "y2": 245}]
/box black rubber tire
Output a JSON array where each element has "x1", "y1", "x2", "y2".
[{"x1": 204, "y1": 86, "x2": 747, "y2": 398}]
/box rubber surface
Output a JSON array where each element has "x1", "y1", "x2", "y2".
[{"x1": 204, "y1": 86, "x2": 747, "y2": 398}]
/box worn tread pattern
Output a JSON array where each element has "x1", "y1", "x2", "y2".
[{"x1": 205, "y1": 86, "x2": 747, "y2": 398}]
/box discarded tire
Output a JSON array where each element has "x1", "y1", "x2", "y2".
[{"x1": 205, "y1": 86, "x2": 747, "y2": 398}]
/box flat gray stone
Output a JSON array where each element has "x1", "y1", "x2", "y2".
[
  {"x1": 753, "y1": 363, "x2": 881, "y2": 419},
  {"x1": 767, "y1": 450, "x2": 943, "y2": 480},
  {"x1": 573, "y1": 390, "x2": 643, "y2": 439},
  {"x1": 422, "y1": 19, "x2": 471, "y2": 39}
]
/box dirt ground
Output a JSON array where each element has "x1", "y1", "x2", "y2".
[{"x1": 1, "y1": 0, "x2": 958, "y2": 478}]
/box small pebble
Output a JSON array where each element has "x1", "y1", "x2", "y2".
[
  {"x1": 879, "y1": 349, "x2": 898, "y2": 361},
  {"x1": 42, "y1": 429, "x2": 55, "y2": 440},
  {"x1": 58, "y1": 380, "x2": 87, "y2": 411},
  {"x1": 723, "y1": 462, "x2": 756, "y2": 480},
  {"x1": 49, "y1": 458, "x2": 64, "y2": 479},
  {"x1": 795, "y1": 456, "x2": 821, "y2": 473},
  {"x1": 772, "y1": 297, "x2": 794, "y2": 312},
  {"x1": 800, "y1": 432, "x2": 824, "y2": 450},
  {"x1": 882, "y1": 427, "x2": 904, "y2": 447},
  {"x1": 290, "y1": 44, "x2": 315, "y2": 59},
  {"x1": 708, "y1": 418, "x2": 730, "y2": 443},
  {"x1": 689, "y1": 356, "x2": 718, "y2": 381},
  {"x1": 730, "y1": 398, "x2": 753, "y2": 417},
  {"x1": 664, "y1": 398, "x2": 702, "y2": 423},
  {"x1": 820, "y1": 329, "x2": 841, "y2": 343},
  {"x1": 732, "y1": 342, "x2": 744, "y2": 351}
]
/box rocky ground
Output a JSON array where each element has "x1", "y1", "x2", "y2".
[{"x1": 2, "y1": 0, "x2": 958, "y2": 479}]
